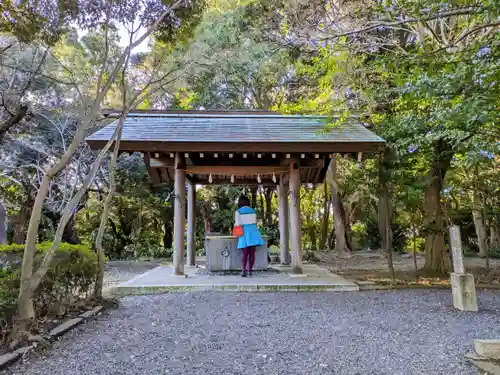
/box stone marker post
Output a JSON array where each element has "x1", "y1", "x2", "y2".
[{"x1": 449, "y1": 225, "x2": 478, "y2": 311}]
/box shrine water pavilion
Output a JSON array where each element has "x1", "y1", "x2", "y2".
[{"x1": 86, "y1": 110, "x2": 385, "y2": 277}]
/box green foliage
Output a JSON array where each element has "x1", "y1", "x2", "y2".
[
  {"x1": 125, "y1": 243, "x2": 173, "y2": 259},
  {"x1": 260, "y1": 223, "x2": 279, "y2": 246},
  {"x1": 404, "y1": 236, "x2": 424, "y2": 254},
  {"x1": 0, "y1": 242, "x2": 97, "y2": 335}
]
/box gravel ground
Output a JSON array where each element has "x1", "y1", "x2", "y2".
[{"x1": 7, "y1": 290, "x2": 500, "y2": 375}]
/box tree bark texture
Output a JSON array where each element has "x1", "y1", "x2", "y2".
[
  {"x1": 250, "y1": 186, "x2": 258, "y2": 208},
  {"x1": 326, "y1": 156, "x2": 351, "y2": 256},
  {"x1": 319, "y1": 179, "x2": 331, "y2": 250},
  {"x1": 264, "y1": 188, "x2": 273, "y2": 226},
  {"x1": 0, "y1": 203, "x2": 7, "y2": 245},
  {"x1": 377, "y1": 151, "x2": 393, "y2": 254},
  {"x1": 44, "y1": 210, "x2": 80, "y2": 244},
  {"x1": 16, "y1": 124, "x2": 119, "y2": 335},
  {"x1": 199, "y1": 201, "x2": 212, "y2": 235},
  {"x1": 14, "y1": 6, "x2": 181, "y2": 339},
  {"x1": 13, "y1": 194, "x2": 33, "y2": 244},
  {"x1": 490, "y1": 221, "x2": 500, "y2": 250},
  {"x1": 163, "y1": 206, "x2": 174, "y2": 248},
  {"x1": 94, "y1": 115, "x2": 125, "y2": 298},
  {"x1": 377, "y1": 150, "x2": 395, "y2": 278},
  {"x1": 423, "y1": 140, "x2": 453, "y2": 274},
  {"x1": 472, "y1": 191, "x2": 487, "y2": 258}
]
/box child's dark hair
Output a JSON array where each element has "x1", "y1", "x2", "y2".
[{"x1": 238, "y1": 195, "x2": 250, "y2": 208}]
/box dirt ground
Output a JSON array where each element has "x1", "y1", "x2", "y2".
[{"x1": 316, "y1": 250, "x2": 500, "y2": 285}]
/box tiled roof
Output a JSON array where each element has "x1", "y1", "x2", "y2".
[{"x1": 86, "y1": 112, "x2": 385, "y2": 144}]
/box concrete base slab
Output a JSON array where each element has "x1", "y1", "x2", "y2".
[
  {"x1": 467, "y1": 355, "x2": 500, "y2": 375},
  {"x1": 115, "y1": 264, "x2": 359, "y2": 295},
  {"x1": 172, "y1": 274, "x2": 188, "y2": 278},
  {"x1": 475, "y1": 340, "x2": 500, "y2": 360},
  {"x1": 451, "y1": 272, "x2": 478, "y2": 311},
  {"x1": 288, "y1": 273, "x2": 308, "y2": 278}
]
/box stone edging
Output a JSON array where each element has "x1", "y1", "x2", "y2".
[
  {"x1": 355, "y1": 282, "x2": 500, "y2": 291},
  {"x1": 0, "y1": 305, "x2": 104, "y2": 370},
  {"x1": 466, "y1": 339, "x2": 500, "y2": 374}
]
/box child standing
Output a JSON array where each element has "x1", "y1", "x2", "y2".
[{"x1": 234, "y1": 195, "x2": 264, "y2": 277}]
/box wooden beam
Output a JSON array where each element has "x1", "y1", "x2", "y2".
[
  {"x1": 143, "y1": 153, "x2": 161, "y2": 184},
  {"x1": 150, "y1": 157, "x2": 175, "y2": 168},
  {"x1": 160, "y1": 167, "x2": 170, "y2": 183},
  {"x1": 87, "y1": 140, "x2": 385, "y2": 153},
  {"x1": 195, "y1": 178, "x2": 276, "y2": 186},
  {"x1": 185, "y1": 174, "x2": 195, "y2": 185},
  {"x1": 280, "y1": 158, "x2": 324, "y2": 168},
  {"x1": 184, "y1": 166, "x2": 289, "y2": 175}
]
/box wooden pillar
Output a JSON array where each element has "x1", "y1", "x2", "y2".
[
  {"x1": 289, "y1": 157, "x2": 302, "y2": 274},
  {"x1": 173, "y1": 152, "x2": 186, "y2": 275},
  {"x1": 186, "y1": 182, "x2": 196, "y2": 267},
  {"x1": 278, "y1": 176, "x2": 290, "y2": 264}
]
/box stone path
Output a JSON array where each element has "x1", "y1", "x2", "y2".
[
  {"x1": 103, "y1": 260, "x2": 164, "y2": 289},
  {"x1": 115, "y1": 264, "x2": 359, "y2": 294},
  {"x1": 7, "y1": 290, "x2": 500, "y2": 375}
]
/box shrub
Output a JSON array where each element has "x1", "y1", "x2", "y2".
[
  {"x1": 489, "y1": 247, "x2": 500, "y2": 259},
  {"x1": 260, "y1": 223, "x2": 279, "y2": 246},
  {"x1": 268, "y1": 245, "x2": 280, "y2": 255},
  {"x1": 0, "y1": 242, "x2": 98, "y2": 339},
  {"x1": 123, "y1": 243, "x2": 174, "y2": 259}
]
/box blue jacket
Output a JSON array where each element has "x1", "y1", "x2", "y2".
[{"x1": 235, "y1": 206, "x2": 265, "y2": 249}]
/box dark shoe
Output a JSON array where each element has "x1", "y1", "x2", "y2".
[
  {"x1": 241, "y1": 271, "x2": 247, "y2": 277},
  {"x1": 248, "y1": 271, "x2": 252, "y2": 276}
]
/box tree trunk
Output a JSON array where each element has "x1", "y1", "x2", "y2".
[
  {"x1": 309, "y1": 221, "x2": 318, "y2": 251},
  {"x1": 164, "y1": 224, "x2": 173, "y2": 248},
  {"x1": 250, "y1": 187, "x2": 258, "y2": 208},
  {"x1": 490, "y1": 220, "x2": 500, "y2": 250},
  {"x1": 423, "y1": 140, "x2": 453, "y2": 274},
  {"x1": 472, "y1": 191, "x2": 487, "y2": 258},
  {"x1": 0, "y1": 203, "x2": 7, "y2": 245},
  {"x1": 62, "y1": 214, "x2": 79, "y2": 244},
  {"x1": 163, "y1": 206, "x2": 174, "y2": 248},
  {"x1": 319, "y1": 179, "x2": 331, "y2": 250},
  {"x1": 16, "y1": 125, "x2": 119, "y2": 337},
  {"x1": 13, "y1": 195, "x2": 33, "y2": 244},
  {"x1": 411, "y1": 212, "x2": 419, "y2": 281},
  {"x1": 264, "y1": 188, "x2": 273, "y2": 226},
  {"x1": 378, "y1": 150, "x2": 395, "y2": 279},
  {"x1": 328, "y1": 227, "x2": 335, "y2": 250},
  {"x1": 377, "y1": 151, "x2": 392, "y2": 253},
  {"x1": 199, "y1": 201, "x2": 212, "y2": 236},
  {"x1": 326, "y1": 156, "x2": 351, "y2": 257},
  {"x1": 259, "y1": 189, "x2": 265, "y2": 221},
  {"x1": 94, "y1": 115, "x2": 125, "y2": 298},
  {"x1": 13, "y1": 8, "x2": 179, "y2": 339}
]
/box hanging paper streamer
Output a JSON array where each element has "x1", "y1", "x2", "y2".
[
  {"x1": 257, "y1": 174, "x2": 261, "y2": 183},
  {"x1": 209, "y1": 173, "x2": 213, "y2": 183},
  {"x1": 231, "y1": 175, "x2": 235, "y2": 183},
  {"x1": 272, "y1": 173, "x2": 276, "y2": 183}
]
